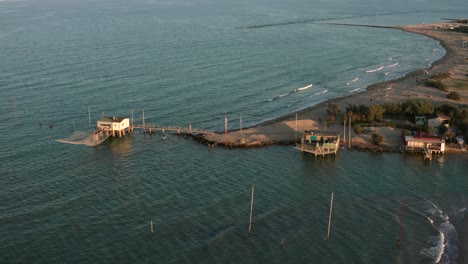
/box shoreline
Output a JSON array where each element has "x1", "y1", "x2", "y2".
[{"x1": 201, "y1": 20, "x2": 468, "y2": 149}]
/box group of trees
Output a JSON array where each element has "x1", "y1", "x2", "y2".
[{"x1": 325, "y1": 100, "x2": 468, "y2": 144}]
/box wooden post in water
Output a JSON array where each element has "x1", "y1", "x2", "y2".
[
  {"x1": 327, "y1": 192, "x2": 334, "y2": 240},
  {"x1": 150, "y1": 220, "x2": 154, "y2": 234},
  {"x1": 142, "y1": 109, "x2": 146, "y2": 129},
  {"x1": 248, "y1": 183, "x2": 255, "y2": 236},
  {"x1": 397, "y1": 200, "x2": 406, "y2": 248},
  {"x1": 240, "y1": 113, "x2": 242, "y2": 134},
  {"x1": 225, "y1": 116, "x2": 228, "y2": 134},
  {"x1": 281, "y1": 237, "x2": 285, "y2": 248},
  {"x1": 348, "y1": 116, "x2": 351, "y2": 149}
]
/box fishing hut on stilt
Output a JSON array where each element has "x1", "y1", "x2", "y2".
[
  {"x1": 295, "y1": 130, "x2": 340, "y2": 157},
  {"x1": 96, "y1": 117, "x2": 130, "y2": 138}
]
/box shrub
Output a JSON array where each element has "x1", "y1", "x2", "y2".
[
  {"x1": 425, "y1": 79, "x2": 448, "y2": 91},
  {"x1": 447, "y1": 91, "x2": 461, "y2": 101},
  {"x1": 370, "y1": 133, "x2": 383, "y2": 145},
  {"x1": 354, "y1": 124, "x2": 363, "y2": 134},
  {"x1": 432, "y1": 72, "x2": 451, "y2": 80}
]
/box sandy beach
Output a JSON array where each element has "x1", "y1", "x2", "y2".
[{"x1": 201, "y1": 21, "x2": 468, "y2": 150}]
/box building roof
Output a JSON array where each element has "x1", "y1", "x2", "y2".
[
  {"x1": 98, "y1": 117, "x2": 126, "y2": 123},
  {"x1": 303, "y1": 130, "x2": 339, "y2": 136},
  {"x1": 427, "y1": 113, "x2": 450, "y2": 120},
  {"x1": 405, "y1": 135, "x2": 444, "y2": 142}
]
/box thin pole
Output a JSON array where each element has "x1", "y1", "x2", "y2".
[
  {"x1": 343, "y1": 119, "x2": 346, "y2": 144},
  {"x1": 248, "y1": 183, "x2": 255, "y2": 235},
  {"x1": 225, "y1": 116, "x2": 228, "y2": 134},
  {"x1": 281, "y1": 237, "x2": 285, "y2": 248},
  {"x1": 131, "y1": 109, "x2": 134, "y2": 127},
  {"x1": 295, "y1": 113, "x2": 298, "y2": 141},
  {"x1": 142, "y1": 109, "x2": 146, "y2": 128},
  {"x1": 327, "y1": 192, "x2": 334, "y2": 240},
  {"x1": 348, "y1": 116, "x2": 351, "y2": 149},
  {"x1": 240, "y1": 113, "x2": 242, "y2": 134},
  {"x1": 397, "y1": 201, "x2": 406, "y2": 248},
  {"x1": 150, "y1": 220, "x2": 154, "y2": 234}
]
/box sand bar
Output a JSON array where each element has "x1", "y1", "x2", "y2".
[{"x1": 201, "y1": 21, "x2": 468, "y2": 149}]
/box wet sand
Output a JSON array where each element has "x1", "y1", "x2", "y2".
[{"x1": 202, "y1": 21, "x2": 468, "y2": 149}]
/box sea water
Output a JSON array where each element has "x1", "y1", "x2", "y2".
[{"x1": 0, "y1": 0, "x2": 467, "y2": 263}]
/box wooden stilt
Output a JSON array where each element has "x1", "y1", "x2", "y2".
[
  {"x1": 248, "y1": 183, "x2": 255, "y2": 235},
  {"x1": 281, "y1": 237, "x2": 285, "y2": 248},
  {"x1": 150, "y1": 220, "x2": 154, "y2": 234},
  {"x1": 327, "y1": 192, "x2": 334, "y2": 240}
]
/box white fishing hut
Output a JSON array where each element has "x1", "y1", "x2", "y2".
[{"x1": 96, "y1": 117, "x2": 130, "y2": 137}]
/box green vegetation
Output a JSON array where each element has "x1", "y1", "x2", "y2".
[
  {"x1": 432, "y1": 72, "x2": 451, "y2": 80},
  {"x1": 423, "y1": 72, "x2": 451, "y2": 92},
  {"x1": 344, "y1": 100, "x2": 468, "y2": 140},
  {"x1": 370, "y1": 133, "x2": 383, "y2": 145},
  {"x1": 354, "y1": 124, "x2": 363, "y2": 134},
  {"x1": 447, "y1": 91, "x2": 461, "y2": 101},
  {"x1": 425, "y1": 79, "x2": 448, "y2": 91},
  {"x1": 326, "y1": 103, "x2": 340, "y2": 126}
]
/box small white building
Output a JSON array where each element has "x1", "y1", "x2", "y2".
[
  {"x1": 97, "y1": 117, "x2": 130, "y2": 137},
  {"x1": 427, "y1": 114, "x2": 450, "y2": 129},
  {"x1": 405, "y1": 132, "x2": 445, "y2": 153}
]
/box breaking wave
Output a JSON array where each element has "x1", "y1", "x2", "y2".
[{"x1": 366, "y1": 66, "x2": 384, "y2": 73}]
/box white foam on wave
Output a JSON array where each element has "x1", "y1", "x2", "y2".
[
  {"x1": 387, "y1": 62, "x2": 399, "y2": 68},
  {"x1": 346, "y1": 77, "x2": 359, "y2": 85},
  {"x1": 350, "y1": 87, "x2": 361, "y2": 93},
  {"x1": 297, "y1": 84, "x2": 313, "y2": 91},
  {"x1": 366, "y1": 66, "x2": 384, "y2": 73},
  {"x1": 419, "y1": 200, "x2": 460, "y2": 264}
]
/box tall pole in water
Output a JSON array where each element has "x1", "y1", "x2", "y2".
[
  {"x1": 327, "y1": 192, "x2": 334, "y2": 240},
  {"x1": 248, "y1": 183, "x2": 255, "y2": 235},
  {"x1": 348, "y1": 116, "x2": 352, "y2": 149},
  {"x1": 240, "y1": 113, "x2": 242, "y2": 134},
  {"x1": 131, "y1": 109, "x2": 134, "y2": 127},
  {"x1": 225, "y1": 116, "x2": 228, "y2": 134},
  {"x1": 142, "y1": 109, "x2": 146, "y2": 128}
]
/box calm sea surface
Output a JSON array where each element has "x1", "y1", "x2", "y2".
[{"x1": 1, "y1": 0, "x2": 467, "y2": 263}]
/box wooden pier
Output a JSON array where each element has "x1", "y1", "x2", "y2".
[{"x1": 130, "y1": 124, "x2": 215, "y2": 135}]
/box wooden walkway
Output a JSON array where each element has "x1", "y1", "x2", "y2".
[{"x1": 130, "y1": 124, "x2": 215, "y2": 135}]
